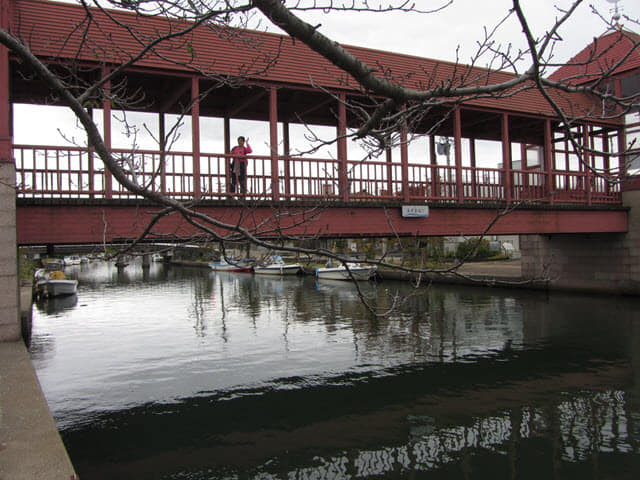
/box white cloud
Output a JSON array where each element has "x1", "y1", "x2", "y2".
[{"x1": 288, "y1": 0, "x2": 639, "y2": 70}]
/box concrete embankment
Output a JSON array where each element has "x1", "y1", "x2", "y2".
[
  {"x1": 174, "y1": 258, "x2": 542, "y2": 289},
  {"x1": 377, "y1": 260, "x2": 547, "y2": 289},
  {"x1": 0, "y1": 285, "x2": 77, "y2": 480}
]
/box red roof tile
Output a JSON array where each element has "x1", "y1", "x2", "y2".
[
  {"x1": 549, "y1": 28, "x2": 640, "y2": 85},
  {"x1": 9, "y1": 0, "x2": 617, "y2": 123}
]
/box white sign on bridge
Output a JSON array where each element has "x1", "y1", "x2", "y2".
[{"x1": 401, "y1": 205, "x2": 429, "y2": 218}]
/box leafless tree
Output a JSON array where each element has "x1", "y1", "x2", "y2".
[{"x1": 1, "y1": 0, "x2": 639, "y2": 311}]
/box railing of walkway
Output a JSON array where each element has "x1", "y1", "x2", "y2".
[{"x1": 13, "y1": 145, "x2": 622, "y2": 205}]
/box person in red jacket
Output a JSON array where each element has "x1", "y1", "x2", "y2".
[{"x1": 229, "y1": 136, "x2": 252, "y2": 194}]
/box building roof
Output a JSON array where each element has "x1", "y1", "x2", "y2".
[
  {"x1": 8, "y1": 0, "x2": 614, "y2": 124},
  {"x1": 549, "y1": 28, "x2": 640, "y2": 85}
]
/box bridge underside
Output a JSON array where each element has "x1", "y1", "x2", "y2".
[{"x1": 16, "y1": 200, "x2": 628, "y2": 245}]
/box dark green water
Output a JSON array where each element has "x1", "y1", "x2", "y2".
[{"x1": 28, "y1": 261, "x2": 640, "y2": 479}]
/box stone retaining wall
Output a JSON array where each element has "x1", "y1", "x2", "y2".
[
  {"x1": 521, "y1": 190, "x2": 640, "y2": 295},
  {"x1": 0, "y1": 161, "x2": 19, "y2": 341}
]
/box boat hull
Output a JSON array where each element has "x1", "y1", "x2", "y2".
[
  {"x1": 35, "y1": 279, "x2": 78, "y2": 297},
  {"x1": 315, "y1": 266, "x2": 375, "y2": 281},
  {"x1": 253, "y1": 264, "x2": 302, "y2": 275},
  {"x1": 64, "y1": 256, "x2": 82, "y2": 266},
  {"x1": 208, "y1": 262, "x2": 252, "y2": 273}
]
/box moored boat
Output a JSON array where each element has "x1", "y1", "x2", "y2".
[
  {"x1": 34, "y1": 269, "x2": 78, "y2": 297},
  {"x1": 63, "y1": 255, "x2": 82, "y2": 266},
  {"x1": 315, "y1": 262, "x2": 376, "y2": 281},
  {"x1": 42, "y1": 258, "x2": 65, "y2": 269},
  {"x1": 253, "y1": 256, "x2": 302, "y2": 275},
  {"x1": 208, "y1": 258, "x2": 252, "y2": 273}
]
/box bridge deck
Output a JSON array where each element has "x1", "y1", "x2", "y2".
[
  {"x1": 16, "y1": 197, "x2": 628, "y2": 245},
  {"x1": 13, "y1": 143, "x2": 628, "y2": 244}
]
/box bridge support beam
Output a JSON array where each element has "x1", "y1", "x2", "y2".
[
  {"x1": 521, "y1": 189, "x2": 640, "y2": 294},
  {"x1": 0, "y1": 0, "x2": 20, "y2": 342}
]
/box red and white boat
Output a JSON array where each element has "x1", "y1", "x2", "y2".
[{"x1": 208, "y1": 259, "x2": 252, "y2": 273}]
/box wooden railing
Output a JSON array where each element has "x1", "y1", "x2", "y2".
[{"x1": 13, "y1": 144, "x2": 622, "y2": 205}]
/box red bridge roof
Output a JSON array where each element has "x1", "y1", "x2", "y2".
[
  {"x1": 9, "y1": 0, "x2": 618, "y2": 123},
  {"x1": 550, "y1": 28, "x2": 640, "y2": 86}
]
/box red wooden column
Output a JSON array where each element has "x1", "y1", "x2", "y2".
[
  {"x1": 223, "y1": 116, "x2": 231, "y2": 193},
  {"x1": 603, "y1": 130, "x2": 611, "y2": 194},
  {"x1": 269, "y1": 86, "x2": 280, "y2": 201},
  {"x1": 429, "y1": 136, "x2": 438, "y2": 198},
  {"x1": 385, "y1": 148, "x2": 393, "y2": 197},
  {"x1": 191, "y1": 76, "x2": 201, "y2": 199},
  {"x1": 453, "y1": 106, "x2": 464, "y2": 203},
  {"x1": 337, "y1": 93, "x2": 349, "y2": 201},
  {"x1": 223, "y1": 117, "x2": 231, "y2": 153},
  {"x1": 582, "y1": 124, "x2": 592, "y2": 205},
  {"x1": 283, "y1": 121, "x2": 291, "y2": 198},
  {"x1": 102, "y1": 72, "x2": 113, "y2": 199},
  {"x1": 543, "y1": 119, "x2": 554, "y2": 205},
  {"x1": 470, "y1": 138, "x2": 477, "y2": 199},
  {"x1": 159, "y1": 112, "x2": 166, "y2": 194},
  {"x1": 0, "y1": 0, "x2": 12, "y2": 165},
  {"x1": 519, "y1": 143, "x2": 528, "y2": 194},
  {"x1": 501, "y1": 113, "x2": 512, "y2": 203},
  {"x1": 87, "y1": 108, "x2": 95, "y2": 197},
  {"x1": 400, "y1": 123, "x2": 410, "y2": 203},
  {"x1": 617, "y1": 126, "x2": 626, "y2": 176}
]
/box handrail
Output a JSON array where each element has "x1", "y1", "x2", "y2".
[{"x1": 13, "y1": 144, "x2": 622, "y2": 205}]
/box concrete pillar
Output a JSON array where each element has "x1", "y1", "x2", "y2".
[
  {"x1": 520, "y1": 189, "x2": 640, "y2": 294},
  {"x1": 0, "y1": 0, "x2": 19, "y2": 341},
  {"x1": 0, "y1": 162, "x2": 20, "y2": 341}
]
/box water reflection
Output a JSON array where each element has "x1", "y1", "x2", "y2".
[
  {"x1": 34, "y1": 293, "x2": 78, "y2": 315},
  {"x1": 27, "y1": 261, "x2": 640, "y2": 479}
]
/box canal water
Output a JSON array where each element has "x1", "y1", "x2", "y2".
[{"x1": 28, "y1": 260, "x2": 640, "y2": 480}]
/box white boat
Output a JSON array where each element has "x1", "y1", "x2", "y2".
[
  {"x1": 63, "y1": 255, "x2": 82, "y2": 266},
  {"x1": 34, "y1": 269, "x2": 78, "y2": 297},
  {"x1": 151, "y1": 253, "x2": 164, "y2": 262},
  {"x1": 315, "y1": 262, "x2": 376, "y2": 281},
  {"x1": 42, "y1": 258, "x2": 65, "y2": 269},
  {"x1": 253, "y1": 256, "x2": 302, "y2": 275},
  {"x1": 208, "y1": 258, "x2": 252, "y2": 273}
]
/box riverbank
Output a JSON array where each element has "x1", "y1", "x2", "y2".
[
  {"x1": 376, "y1": 259, "x2": 545, "y2": 288},
  {"x1": 173, "y1": 258, "x2": 539, "y2": 289},
  {"x1": 0, "y1": 285, "x2": 77, "y2": 480}
]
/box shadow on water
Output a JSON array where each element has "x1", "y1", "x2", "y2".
[
  {"x1": 27, "y1": 262, "x2": 640, "y2": 479},
  {"x1": 65, "y1": 353, "x2": 636, "y2": 480}
]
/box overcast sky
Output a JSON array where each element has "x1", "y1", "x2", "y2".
[
  {"x1": 290, "y1": 0, "x2": 639, "y2": 69},
  {"x1": 12, "y1": 0, "x2": 640, "y2": 163}
]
